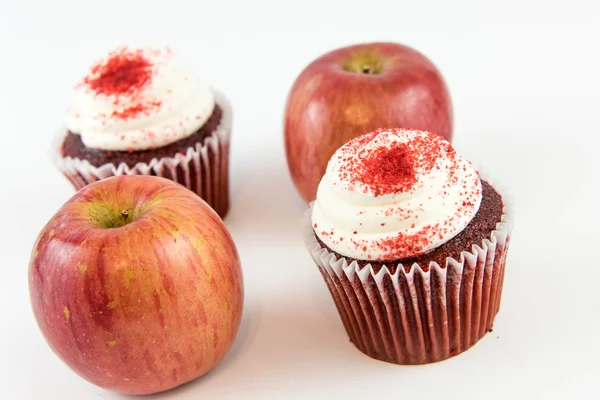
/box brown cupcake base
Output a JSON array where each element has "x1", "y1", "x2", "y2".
[
  {"x1": 53, "y1": 92, "x2": 232, "y2": 219},
  {"x1": 304, "y1": 182, "x2": 512, "y2": 364}
]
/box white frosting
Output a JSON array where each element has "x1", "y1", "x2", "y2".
[
  {"x1": 311, "y1": 129, "x2": 482, "y2": 261},
  {"x1": 65, "y1": 46, "x2": 215, "y2": 151}
]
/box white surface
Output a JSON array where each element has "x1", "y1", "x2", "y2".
[{"x1": 0, "y1": 1, "x2": 599, "y2": 399}]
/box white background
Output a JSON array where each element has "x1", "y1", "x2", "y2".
[{"x1": 1, "y1": 0, "x2": 599, "y2": 399}]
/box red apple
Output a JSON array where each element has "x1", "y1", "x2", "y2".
[
  {"x1": 284, "y1": 42, "x2": 453, "y2": 203},
  {"x1": 28, "y1": 176, "x2": 243, "y2": 395}
]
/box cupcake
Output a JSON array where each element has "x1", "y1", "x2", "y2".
[
  {"x1": 53, "y1": 46, "x2": 232, "y2": 218},
  {"x1": 304, "y1": 128, "x2": 512, "y2": 364}
]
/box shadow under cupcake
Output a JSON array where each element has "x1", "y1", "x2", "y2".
[
  {"x1": 304, "y1": 128, "x2": 513, "y2": 365},
  {"x1": 53, "y1": 46, "x2": 231, "y2": 218}
]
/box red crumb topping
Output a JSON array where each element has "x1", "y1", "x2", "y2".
[
  {"x1": 83, "y1": 47, "x2": 153, "y2": 97},
  {"x1": 111, "y1": 100, "x2": 162, "y2": 120},
  {"x1": 335, "y1": 128, "x2": 452, "y2": 197},
  {"x1": 359, "y1": 144, "x2": 417, "y2": 195}
]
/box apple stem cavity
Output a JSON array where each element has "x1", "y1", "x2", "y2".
[
  {"x1": 88, "y1": 205, "x2": 138, "y2": 229},
  {"x1": 342, "y1": 52, "x2": 384, "y2": 75}
]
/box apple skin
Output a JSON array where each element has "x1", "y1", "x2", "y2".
[
  {"x1": 284, "y1": 42, "x2": 453, "y2": 203},
  {"x1": 28, "y1": 176, "x2": 243, "y2": 395}
]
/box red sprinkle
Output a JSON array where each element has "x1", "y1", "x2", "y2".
[
  {"x1": 84, "y1": 47, "x2": 153, "y2": 97},
  {"x1": 111, "y1": 100, "x2": 162, "y2": 120}
]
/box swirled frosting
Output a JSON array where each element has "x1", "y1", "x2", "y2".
[
  {"x1": 311, "y1": 128, "x2": 482, "y2": 261},
  {"x1": 65, "y1": 46, "x2": 215, "y2": 151}
]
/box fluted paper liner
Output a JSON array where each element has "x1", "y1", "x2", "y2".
[
  {"x1": 52, "y1": 90, "x2": 232, "y2": 218},
  {"x1": 303, "y1": 178, "x2": 513, "y2": 365}
]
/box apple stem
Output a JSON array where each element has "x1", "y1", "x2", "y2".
[{"x1": 121, "y1": 210, "x2": 129, "y2": 221}]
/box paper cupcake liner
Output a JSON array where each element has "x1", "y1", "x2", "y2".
[
  {"x1": 52, "y1": 90, "x2": 232, "y2": 218},
  {"x1": 303, "y1": 176, "x2": 513, "y2": 365}
]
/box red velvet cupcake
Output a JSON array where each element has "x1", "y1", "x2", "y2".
[
  {"x1": 304, "y1": 128, "x2": 513, "y2": 364},
  {"x1": 53, "y1": 46, "x2": 232, "y2": 218}
]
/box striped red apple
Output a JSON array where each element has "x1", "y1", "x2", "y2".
[{"x1": 29, "y1": 176, "x2": 243, "y2": 395}]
